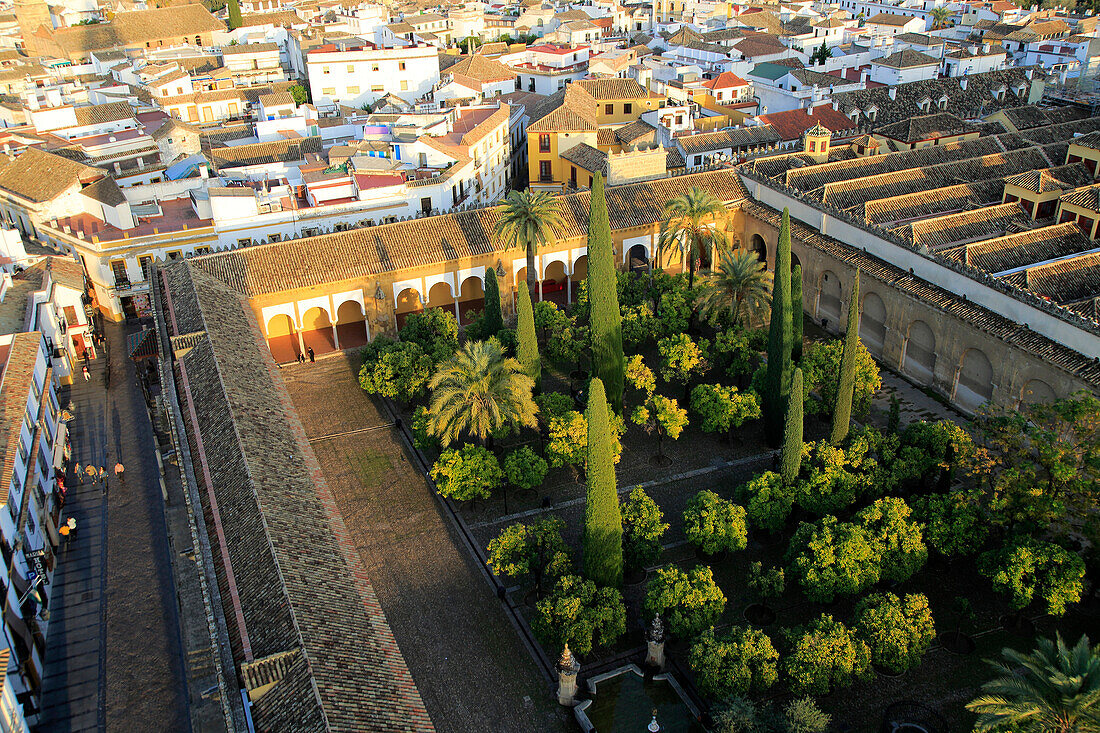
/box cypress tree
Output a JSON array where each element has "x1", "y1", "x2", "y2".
[
  {"x1": 588, "y1": 172, "x2": 625, "y2": 412},
  {"x1": 227, "y1": 0, "x2": 243, "y2": 29},
  {"x1": 516, "y1": 283, "x2": 541, "y2": 391},
  {"x1": 583, "y1": 378, "x2": 623, "y2": 587},
  {"x1": 792, "y1": 264, "x2": 804, "y2": 364},
  {"x1": 763, "y1": 208, "x2": 793, "y2": 447},
  {"x1": 483, "y1": 268, "x2": 504, "y2": 337},
  {"x1": 830, "y1": 271, "x2": 860, "y2": 446},
  {"x1": 780, "y1": 367, "x2": 804, "y2": 485}
]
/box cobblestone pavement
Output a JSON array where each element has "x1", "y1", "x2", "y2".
[
  {"x1": 39, "y1": 322, "x2": 188, "y2": 732},
  {"x1": 280, "y1": 355, "x2": 571, "y2": 733}
]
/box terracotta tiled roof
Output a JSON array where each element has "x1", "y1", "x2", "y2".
[
  {"x1": 861, "y1": 180, "x2": 1003, "y2": 225},
  {"x1": 447, "y1": 54, "x2": 516, "y2": 83},
  {"x1": 678, "y1": 126, "x2": 781, "y2": 154},
  {"x1": 1003, "y1": 163, "x2": 1092, "y2": 193},
  {"x1": 1060, "y1": 183, "x2": 1100, "y2": 212},
  {"x1": 158, "y1": 264, "x2": 433, "y2": 732},
  {"x1": 40, "y1": 4, "x2": 224, "y2": 56},
  {"x1": 210, "y1": 136, "x2": 323, "y2": 169},
  {"x1": 743, "y1": 198, "x2": 1100, "y2": 386},
  {"x1": 240, "y1": 10, "x2": 303, "y2": 26},
  {"x1": 189, "y1": 169, "x2": 749, "y2": 297},
  {"x1": 891, "y1": 201, "x2": 1033, "y2": 250},
  {"x1": 873, "y1": 49, "x2": 939, "y2": 68},
  {"x1": 941, "y1": 222, "x2": 1090, "y2": 274},
  {"x1": 757, "y1": 106, "x2": 857, "y2": 142},
  {"x1": 0, "y1": 333, "x2": 41, "y2": 507},
  {"x1": 1004, "y1": 251, "x2": 1100, "y2": 304},
  {"x1": 572, "y1": 78, "x2": 649, "y2": 100},
  {"x1": 560, "y1": 142, "x2": 606, "y2": 173},
  {"x1": 0, "y1": 147, "x2": 102, "y2": 202},
  {"x1": 527, "y1": 87, "x2": 596, "y2": 132},
  {"x1": 702, "y1": 71, "x2": 749, "y2": 90},
  {"x1": 866, "y1": 12, "x2": 917, "y2": 25},
  {"x1": 876, "y1": 112, "x2": 976, "y2": 144},
  {"x1": 81, "y1": 176, "x2": 126, "y2": 206},
  {"x1": 46, "y1": 255, "x2": 85, "y2": 292},
  {"x1": 73, "y1": 100, "x2": 135, "y2": 126}
]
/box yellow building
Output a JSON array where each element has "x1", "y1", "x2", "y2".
[{"x1": 527, "y1": 78, "x2": 664, "y2": 191}]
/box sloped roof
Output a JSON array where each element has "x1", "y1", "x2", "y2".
[
  {"x1": 80, "y1": 176, "x2": 126, "y2": 206},
  {"x1": 702, "y1": 71, "x2": 749, "y2": 89},
  {"x1": 572, "y1": 78, "x2": 649, "y2": 100},
  {"x1": 527, "y1": 87, "x2": 596, "y2": 132},
  {"x1": 876, "y1": 112, "x2": 976, "y2": 143},
  {"x1": 210, "y1": 136, "x2": 323, "y2": 169},
  {"x1": 447, "y1": 54, "x2": 516, "y2": 83},
  {"x1": 40, "y1": 4, "x2": 224, "y2": 57},
  {"x1": 560, "y1": 141, "x2": 607, "y2": 173},
  {"x1": 757, "y1": 105, "x2": 858, "y2": 141},
  {"x1": 866, "y1": 12, "x2": 918, "y2": 25},
  {"x1": 0, "y1": 147, "x2": 102, "y2": 202},
  {"x1": 874, "y1": 49, "x2": 939, "y2": 68}
]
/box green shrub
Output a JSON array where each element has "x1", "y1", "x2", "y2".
[
  {"x1": 748, "y1": 561, "x2": 785, "y2": 600},
  {"x1": 644, "y1": 565, "x2": 726, "y2": 638},
  {"x1": 621, "y1": 488, "x2": 668, "y2": 573},
  {"x1": 399, "y1": 307, "x2": 459, "y2": 363},
  {"x1": 689, "y1": 626, "x2": 778, "y2": 698},
  {"x1": 912, "y1": 489, "x2": 989, "y2": 557},
  {"x1": 486, "y1": 517, "x2": 571, "y2": 594},
  {"x1": 744, "y1": 471, "x2": 794, "y2": 533},
  {"x1": 979, "y1": 538, "x2": 1086, "y2": 616},
  {"x1": 787, "y1": 516, "x2": 880, "y2": 604},
  {"x1": 503, "y1": 446, "x2": 548, "y2": 491},
  {"x1": 533, "y1": 574, "x2": 626, "y2": 656},
  {"x1": 430, "y1": 445, "x2": 503, "y2": 501},
  {"x1": 358, "y1": 337, "x2": 433, "y2": 402},
  {"x1": 683, "y1": 491, "x2": 748, "y2": 555},
  {"x1": 783, "y1": 614, "x2": 872, "y2": 695},
  {"x1": 854, "y1": 592, "x2": 935, "y2": 674},
  {"x1": 855, "y1": 497, "x2": 927, "y2": 583}
]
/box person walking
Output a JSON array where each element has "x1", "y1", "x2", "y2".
[
  {"x1": 67, "y1": 516, "x2": 77, "y2": 541},
  {"x1": 307, "y1": 346, "x2": 315, "y2": 363},
  {"x1": 60, "y1": 523, "x2": 70, "y2": 549},
  {"x1": 114, "y1": 462, "x2": 125, "y2": 481},
  {"x1": 85, "y1": 464, "x2": 97, "y2": 484},
  {"x1": 98, "y1": 466, "x2": 107, "y2": 490},
  {"x1": 74, "y1": 462, "x2": 83, "y2": 484},
  {"x1": 82, "y1": 364, "x2": 90, "y2": 381}
]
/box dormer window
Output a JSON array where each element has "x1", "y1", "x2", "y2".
[
  {"x1": 848, "y1": 109, "x2": 859, "y2": 122},
  {"x1": 938, "y1": 95, "x2": 949, "y2": 110},
  {"x1": 918, "y1": 97, "x2": 931, "y2": 112},
  {"x1": 866, "y1": 106, "x2": 878, "y2": 121},
  {"x1": 993, "y1": 85, "x2": 1006, "y2": 101}
]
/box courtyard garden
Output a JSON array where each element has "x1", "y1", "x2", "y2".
[{"x1": 356, "y1": 175, "x2": 1100, "y2": 732}]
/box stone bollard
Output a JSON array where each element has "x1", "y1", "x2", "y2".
[
  {"x1": 557, "y1": 644, "x2": 580, "y2": 707},
  {"x1": 645, "y1": 616, "x2": 666, "y2": 671}
]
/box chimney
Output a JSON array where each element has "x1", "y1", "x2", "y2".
[
  {"x1": 960, "y1": 76, "x2": 968, "y2": 90},
  {"x1": 982, "y1": 42, "x2": 990, "y2": 52},
  {"x1": 807, "y1": 103, "x2": 813, "y2": 116},
  {"x1": 889, "y1": 86, "x2": 896, "y2": 99},
  {"x1": 832, "y1": 98, "x2": 839, "y2": 110},
  {"x1": 860, "y1": 69, "x2": 869, "y2": 84},
  {"x1": 1026, "y1": 68, "x2": 1034, "y2": 79}
]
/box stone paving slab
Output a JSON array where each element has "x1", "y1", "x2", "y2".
[{"x1": 281, "y1": 355, "x2": 571, "y2": 733}]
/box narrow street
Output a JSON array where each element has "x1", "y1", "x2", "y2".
[{"x1": 38, "y1": 322, "x2": 188, "y2": 732}]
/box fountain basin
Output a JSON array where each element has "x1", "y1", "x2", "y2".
[{"x1": 574, "y1": 664, "x2": 704, "y2": 733}]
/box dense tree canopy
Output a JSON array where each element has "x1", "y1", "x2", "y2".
[
  {"x1": 854, "y1": 592, "x2": 936, "y2": 674},
  {"x1": 644, "y1": 565, "x2": 727, "y2": 638},
  {"x1": 533, "y1": 574, "x2": 626, "y2": 656},
  {"x1": 689, "y1": 626, "x2": 779, "y2": 698},
  {"x1": 784, "y1": 614, "x2": 872, "y2": 695}
]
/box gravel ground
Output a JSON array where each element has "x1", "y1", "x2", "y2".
[{"x1": 281, "y1": 355, "x2": 571, "y2": 733}]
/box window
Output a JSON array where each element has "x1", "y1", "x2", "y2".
[
  {"x1": 268, "y1": 233, "x2": 282, "y2": 243},
  {"x1": 605, "y1": 103, "x2": 614, "y2": 115},
  {"x1": 166, "y1": 250, "x2": 182, "y2": 260},
  {"x1": 110, "y1": 260, "x2": 129, "y2": 286},
  {"x1": 539, "y1": 160, "x2": 552, "y2": 181},
  {"x1": 371, "y1": 63, "x2": 379, "y2": 72},
  {"x1": 399, "y1": 62, "x2": 406, "y2": 71},
  {"x1": 371, "y1": 85, "x2": 384, "y2": 92},
  {"x1": 347, "y1": 64, "x2": 355, "y2": 73},
  {"x1": 138, "y1": 256, "x2": 152, "y2": 281},
  {"x1": 323, "y1": 66, "x2": 330, "y2": 74},
  {"x1": 400, "y1": 80, "x2": 408, "y2": 91},
  {"x1": 194, "y1": 246, "x2": 212, "y2": 255},
  {"x1": 322, "y1": 87, "x2": 335, "y2": 96},
  {"x1": 347, "y1": 85, "x2": 360, "y2": 95},
  {"x1": 538, "y1": 134, "x2": 550, "y2": 152},
  {"x1": 809, "y1": 141, "x2": 816, "y2": 152},
  {"x1": 624, "y1": 103, "x2": 632, "y2": 114},
  {"x1": 237, "y1": 238, "x2": 251, "y2": 247}
]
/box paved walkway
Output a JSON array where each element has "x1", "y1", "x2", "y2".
[
  {"x1": 281, "y1": 355, "x2": 570, "y2": 733},
  {"x1": 39, "y1": 322, "x2": 188, "y2": 732},
  {"x1": 38, "y1": 352, "x2": 109, "y2": 732}
]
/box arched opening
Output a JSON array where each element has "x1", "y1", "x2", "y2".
[
  {"x1": 336, "y1": 299, "x2": 368, "y2": 350},
  {"x1": 817, "y1": 270, "x2": 842, "y2": 328},
  {"x1": 515, "y1": 266, "x2": 531, "y2": 295},
  {"x1": 570, "y1": 255, "x2": 588, "y2": 303},
  {"x1": 427, "y1": 281, "x2": 455, "y2": 310},
  {"x1": 543, "y1": 260, "x2": 568, "y2": 306},
  {"x1": 458, "y1": 276, "x2": 484, "y2": 325},
  {"x1": 751, "y1": 233, "x2": 767, "y2": 263},
  {"x1": 266, "y1": 312, "x2": 299, "y2": 363},
  {"x1": 791, "y1": 250, "x2": 801, "y2": 273},
  {"x1": 628, "y1": 244, "x2": 649, "y2": 274},
  {"x1": 1020, "y1": 378, "x2": 1055, "y2": 405},
  {"x1": 301, "y1": 306, "x2": 335, "y2": 356},
  {"x1": 395, "y1": 288, "x2": 422, "y2": 330},
  {"x1": 860, "y1": 292, "x2": 887, "y2": 356},
  {"x1": 956, "y1": 348, "x2": 994, "y2": 412},
  {"x1": 903, "y1": 320, "x2": 936, "y2": 386}
]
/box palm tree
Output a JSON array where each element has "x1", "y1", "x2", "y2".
[
  {"x1": 695, "y1": 249, "x2": 773, "y2": 326},
  {"x1": 930, "y1": 6, "x2": 952, "y2": 29},
  {"x1": 494, "y1": 189, "x2": 566, "y2": 297},
  {"x1": 428, "y1": 339, "x2": 538, "y2": 446},
  {"x1": 656, "y1": 187, "x2": 730, "y2": 289},
  {"x1": 967, "y1": 634, "x2": 1100, "y2": 733}
]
